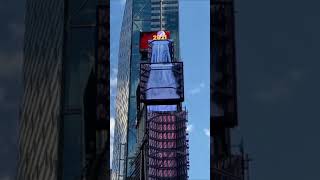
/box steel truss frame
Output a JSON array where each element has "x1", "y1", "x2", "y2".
[
  {"x1": 139, "y1": 62, "x2": 184, "y2": 104},
  {"x1": 146, "y1": 111, "x2": 189, "y2": 179}
]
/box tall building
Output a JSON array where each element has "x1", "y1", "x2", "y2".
[
  {"x1": 211, "y1": 0, "x2": 250, "y2": 179},
  {"x1": 131, "y1": 30, "x2": 189, "y2": 179},
  {"x1": 17, "y1": 0, "x2": 109, "y2": 180},
  {"x1": 112, "y1": 0, "x2": 181, "y2": 179},
  {"x1": 150, "y1": 0, "x2": 180, "y2": 58}
]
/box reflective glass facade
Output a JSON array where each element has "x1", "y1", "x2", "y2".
[
  {"x1": 112, "y1": 0, "x2": 132, "y2": 179},
  {"x1": 112, "y1": 0, "x2": 179, "y2": 179},
  {"x1": 127, "y1": 0, "x2": 152, "y2": 176},
  {"x1": 17, "y1": 0, "x2": 64, "y2": 179},
  {"x1": 18, "y1": 0, "x2": 103, "y2": 180},
  {"x1": 62, "y1": 0, "x2": 98, "y2": 179}
]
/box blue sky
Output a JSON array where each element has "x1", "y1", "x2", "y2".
[{"x1": 110, "y1": 0, "x2": 210, "y2": 179}]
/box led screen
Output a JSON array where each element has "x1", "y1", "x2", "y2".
[{"x1": 139, "y1": 31, "x2": 171, "y2": 51}]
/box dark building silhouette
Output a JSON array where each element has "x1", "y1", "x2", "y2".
[
  {"x1": 211, "y1": 0, "x2": 250, "y2": 179},
  {"x1": 17, "y1": 0, "x2": 109, "y2": 179}
]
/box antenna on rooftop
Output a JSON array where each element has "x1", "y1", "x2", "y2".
[{"x1": 160, "y1": 0, "x2": 163, "y2": 31}]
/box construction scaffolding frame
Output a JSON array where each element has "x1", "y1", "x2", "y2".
[{"x1": 146, "y1": 111, "x2": 189, "y2": 179}]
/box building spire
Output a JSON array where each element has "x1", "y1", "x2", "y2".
[{"x1": 160, "y1": 0, "x2": 163, "y2": 31}]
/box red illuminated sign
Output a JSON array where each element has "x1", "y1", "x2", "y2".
[{"x1": 139, "y1": 31, "x2": 171, "y2": 51}]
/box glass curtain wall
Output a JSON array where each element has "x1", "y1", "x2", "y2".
[{"x1": 126, "y1": 0, "x2": 152, "y2": 176}]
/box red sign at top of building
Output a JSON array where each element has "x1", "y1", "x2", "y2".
[{"x1": 139, "y1": 31, "x2": 171, "y2": 51}]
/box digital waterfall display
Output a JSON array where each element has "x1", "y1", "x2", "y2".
[
  {"x1": 146, "y1": 40, "x2": 178, "y2": 112},
  {"x1": 139, "y1": 31, "x2": 171, "y2": 51},
  {"x1": 146, "y1": 39, "x2": 186, "y2": 178},
  {"x1": 135, "y1": 33, "x2": 189, "y2": 179}
]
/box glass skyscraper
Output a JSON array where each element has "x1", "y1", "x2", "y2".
[
  {"x1": 112, "y1": 0, "x2": 180, "y2": 179},
  {"x1": 17, "y1": 0, "x2": 109, "y2": 179}
]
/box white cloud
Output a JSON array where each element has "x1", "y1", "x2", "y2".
[
  {"x1": 204, "y1": 128, "x2": 210, "y2": 137},
  {"x1": 120, "y1": 0, "x2": 126, "y2": 6},
  {"x1": 186, "y1": 124, "x2": 193, "y2": 133},
  {"x1": 189, "y1": 87, "x2": 201, "y2": 95},
  {"x1": 188, "y1": 82, "x2": 205, "y2": 95},
  {"x1": 110, "y1": 77, "x2": 118, "y2": 99},
  {"x1": 112, "y1": 68, "x2": 118, "y2": 76},
  {"x1": 110, "y1": 117, "x2": 115, "y2": 167},
  {"x1": 110, "y1": 77, "x2": 117, "y2": 88},
  {"x1": 110, "y1": 143, "x2": 113, "y2": 168},
  {"x1": 110, "y1": 117, "x2": 115, "y2": 138}
]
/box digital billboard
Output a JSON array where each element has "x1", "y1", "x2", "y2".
[{"x1": 139, "y1": 31, "x2": 171, "y2": 52}]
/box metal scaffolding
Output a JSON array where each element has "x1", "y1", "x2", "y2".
[{"x1": 146, "y1": 111, "x2": 189, "y2": 179}]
